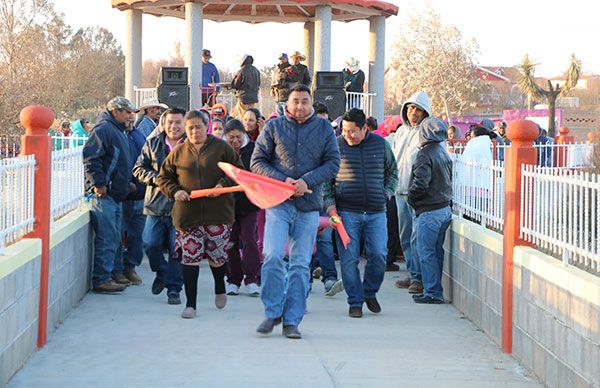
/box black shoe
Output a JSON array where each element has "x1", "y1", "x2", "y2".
[
  {"x1": 256, "y1": 317, "x2": 282, "y2": 334},
  {"x1": 151, "y1": 277, "x2": 165, "y2": 295},
  {"x1": 411, "y1": 293, "x2": 424, "y2": 299},
  {"x1": 282, "y1": 325, "x2": 302, "y2": 339},
  {"x1": 364, "y1": 297, "x2": 381, "y2": 313},
  {"x1": 167, "y1": 292, "x2": 181, "y2": 305},
  {"x1": 386, "y1": 262, "x2": 400, "y2": 272},
  {"x1": 413, "y1": 295, "x2": 445, "y2": 304},
  {"x1": 348, "y1": 306, "x2": 363, "y2": 318}
]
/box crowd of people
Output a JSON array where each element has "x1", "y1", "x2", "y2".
[{"x1": 79, "y1": 84, "x2": 460, "y2": 341}]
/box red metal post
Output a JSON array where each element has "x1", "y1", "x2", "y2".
[
  {"x1": 20, "y1": 105, "x2": 54, "y2": 348},
  {"x1": 502, "y1": 119, "x2": 538, "y2": 354},
  {"x1": 554, "y1": 126, "x2": 574, "y2": 167}
]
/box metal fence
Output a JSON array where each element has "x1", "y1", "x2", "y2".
[
  {"x1": 0, "y1": 135, "x2": 21, "y2": 159},
  {"x1": 51, "y1": 142, "x2": 85, "y2": 221},
  {"x1": 0, "y1": 155, "x2": 36, "y2": 251},
  {"x1": 520, "y1": 165, "x2": 600, "y2": 274},
  {"x1": 346, "y1": 91, "x2": 375, "y2": 118},
  {"x1": 452, "y1": 153, "x2": 505, "y2": 231},
  {"x1": 532, "y1": 142, "x2": 594, "y2": 168}
]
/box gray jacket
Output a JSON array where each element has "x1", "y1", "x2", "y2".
[
  {"x1": 250, "y1": 113, "x2": 340, "y2": 212},
  {"x1": 408, "y1": 118, "x2": 453, "y2": 215},
  {"x1": 132, "y1": 132, "x2": 181, "y2": 216}
]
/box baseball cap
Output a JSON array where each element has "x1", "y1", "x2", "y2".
[
  {"x1": 106, "y1": 96, "x2": 139, "y2": 113},
  {"x1": 202, "y1": 49, "x2": 212, "y2": 58},
  {"x1": 278, "y1": 53, "x2": 288, "y2": 60}
]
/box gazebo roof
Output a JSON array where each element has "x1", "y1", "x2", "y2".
[{"x1": 112, "y1": 0, "x2": 398, "y2": 23}]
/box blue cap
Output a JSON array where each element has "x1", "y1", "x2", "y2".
[{"x1": 279, "y1": 53, "x2": 288, "y2": 60}]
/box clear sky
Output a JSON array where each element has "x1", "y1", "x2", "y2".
[{"x1": 51, "y1": 0, "x2": 598, "y2": 78}]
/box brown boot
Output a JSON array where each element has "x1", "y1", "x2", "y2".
[
  {"x1": 408, "y1": 281, "x2": 424, "y2": 294},
  {"x1": 124, "y1": 270, "x2": 142, "y2": 285},
  {"x1": 112, "y1": 273, "x2": 131, "y2": 285},
  {"x1": 93, "y1": 280, "x2": 127, "y2": 293},
  {"x1": 395, "y1": 278, "x2": 411, "y2": 288}
]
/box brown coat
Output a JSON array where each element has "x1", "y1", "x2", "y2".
[{"x1": 157, "y1": 135, "x2": 244, "y2": 230}]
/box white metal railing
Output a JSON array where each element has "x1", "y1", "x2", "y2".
[
  {"x1": 532, "y1": 142, "x2": 594, "y2": 168},
  {"x1": 452, "y1": 153, "x2": 505, "y2": 231},
  {"x1": 520, "y1": 165, "x2": 600, "y2": 274},
  {"x1": 0, "y1": 155, "x2": 36, "y2": 252},
  {"x1": 134, "y1": 87, "x2": 157, "y2": 110},
  {"x1": 51, "y1": 143, "x2": 85, "y2": 221},
  {"x1": 346, "y1": 91, "x2": 375, "y2": 117}
]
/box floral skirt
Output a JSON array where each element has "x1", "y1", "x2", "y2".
[{"x1": 175, "y1": 224, "x2": 232, "y2": 266}]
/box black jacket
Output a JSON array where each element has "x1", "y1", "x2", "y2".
[
  {"x1": 234, "y1": 141, "x2": 259, "y2": 217},
  {"x1": 408, "y1": 118, "x2": 453, "y2": 215},
  {"x1": 132, "y1": 132, "x2": 182, "y2": 217},
  {"x1": 83, "y1": 111, "x2": 132, "y2": 202},
  {"x1": 231, "y1": 56, "x2": 261, "y2": 105}
]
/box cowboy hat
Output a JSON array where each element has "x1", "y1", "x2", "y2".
[
  {"x1": 139, "y1": 98, "x2": 168, "y2": 111},
  {"x1": 345, "y1": 57, "x2": 360, "y2": 72},
  {"x1": 290, "y1": 51, "x2": 306, "y2": 61}
]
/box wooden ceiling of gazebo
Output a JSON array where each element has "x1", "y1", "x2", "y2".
[{"x1": 112, "y1": 0, "x2": 398, "y2": 23}]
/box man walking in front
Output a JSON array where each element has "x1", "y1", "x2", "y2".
[
  {"x1": 251, "y1": 84, "x2": 340, "y2": 339},
  {"x1": 324, "y1": 108, "x2": 398, "y2": 318},
  {"x1": 83, "y1": 97, "x2": 137, "y2": 293},
  {"x1": 391, "y1": 91, "x2": 431, "y2": 294}
]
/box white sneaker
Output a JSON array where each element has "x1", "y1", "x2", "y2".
[
  {"x1": 246, "y1": 283, "x2": 260, "y2": 297},
  {"x1": 324, "y1": 279, "x2": 344, "y2": 297},
  {"x1": 226, "y1": 283, "x2": 239, "y2": 295}
]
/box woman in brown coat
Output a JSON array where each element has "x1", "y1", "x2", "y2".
[{"x1": 157, "y1": 110, "x2": 244, "y2": 319}]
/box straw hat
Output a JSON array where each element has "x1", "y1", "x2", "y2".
[
  {"x1": 291, "y1": 51, "x2": 306, "y2": 61},
  {"x1": 345, "y1": 57, "x2": 360, "y2": 73},
  {"x1": 139, "y1": 98, "x2": 168, "y2": 111}
]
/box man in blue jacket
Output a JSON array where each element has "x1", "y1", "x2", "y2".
[
  {"x1": 251, "y1": 84, "x2": 340, "y2": 339},
  {"x1": 201, "y1": 49, "x2": 220, "y2": 106},
  {"x1": 324, "y1": 108, "x2": 398, "y2": 318},
  {"x1": 112, "y1": 114, "x2": 148, "y2": 287},
  {"x1": 83, "y1": 97, "x2": 137, "y2": 293}
]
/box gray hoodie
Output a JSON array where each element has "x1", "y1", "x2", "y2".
[
  {"x1": 391, "y1": 91, "x2": 431, "y2": 195},
  {"x1": 408, "y1": 117, "x2": 453, "y2": 215}
]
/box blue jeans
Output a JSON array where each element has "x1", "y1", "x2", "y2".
[
  {"x1": 312, "y1": 210, "x2": 338, "y2": 283},
  {"x1": 114, "y1": 200, "x2": 146, "y2": 274},
  {"x1": 90, "y1": 196, "x2": 123, "y2": 288},
  {"x1": 143, "y1": 215, "x2": 183, "y2": 293},
  {"x1": 261, "y1": 202, "x2": 319, "y2": 326},
  {"x1": 396, "y1": 195, "x2": 421, "y2": 282},
  {"x1": 416, "y1": 206, "x2": 452, "y2": 299},
  {"x1": 336, "y1": 211, "x2": 387, "y2": 307}
]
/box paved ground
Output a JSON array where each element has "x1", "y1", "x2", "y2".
[{"x1": 9, "y1": 261, "x2": 541, "y2": 387}]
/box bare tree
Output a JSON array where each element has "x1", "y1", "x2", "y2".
[
  {"x1": 518, "y1": 53, "x2": 581, "y2": 137},
  {"x1": 0, "y1": 0, "x2": 124, "y2": 134},
  {"x1": 386, "y1": 4, "x2": 480, "y2": 122}
]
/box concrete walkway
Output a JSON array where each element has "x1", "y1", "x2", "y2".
[{"x1": 9, "y1": 261, "x2": 541, "y2": 387}]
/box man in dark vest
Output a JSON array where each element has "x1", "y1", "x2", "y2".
[{"x1": 324, "y1": 108, "x2": 398, "y2": 318}]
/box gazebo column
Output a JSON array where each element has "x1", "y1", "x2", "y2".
[
  {"x1": 314, "y1": 5, "x2": 331, "y2": 71},
  {"x1": 124, "y1": 9, "x2": 142, "y2": 103},
  {"x1": 185, "y1": 2, "x2": 203, "y2": 109},
  {"x1": 303, "y1": 22, "x2": 315, "y2": 75},
  {"x1": 369, "y1": 16, "x2": 385, "y2": 121}
]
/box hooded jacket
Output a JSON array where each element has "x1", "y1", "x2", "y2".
[
  {"x1": 82, "y1": 111, "x2": 132, "y2": 203},
  {"x1": 391, "y1": 91, "x2": 431, "y2": 195},
  {"x1": 231, "y1": 55, "x2": 261, "y2": 105},
  {"x1": 70, "y1": 119, "x2": 88, "y2": 147},
  {"x1": 251, "y1": 113, "x2": 340, "y2": 212},
  {"x1": 408, "y1": 118, "x2": 453, "y2": 215}
]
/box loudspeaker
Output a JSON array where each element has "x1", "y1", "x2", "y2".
[
  {"x1": 315, "y1": 71, "x2": 344, "y2": 89},
  {"x1": 159, "y1": 67, "x2": 188, "y2": 85},
  {"x1": 314, "y1": 88, "x2": 347, "y2": 119},
  {"x1": 157, "y1": 84, "x2": 190, "y2": 110}
]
